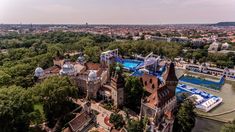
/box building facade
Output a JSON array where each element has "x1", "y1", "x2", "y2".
[{"x1": 139, "y1": 62, "x2": 178, "y2": 132}]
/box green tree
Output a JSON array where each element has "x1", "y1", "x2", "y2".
[
  {"x1": 0, "y1": 86, "x2": 36, "y2": 132},
  {"x1": 47, "y1": 44, "x2": 64, "y2": 58},
  {"x1": 78, "y1": 36, "x2": 95, "y2": 46},
  {"x1": 221, "y1": 120, "x2": 235, "y2": 132},
  {"x1": 84, "y1": 46, "x2": 101, "y2": 63},
  {"x1": 126, "y1": 119, "x2": 144, "y2": 132},
  {"x1": 110, "y1": 113, "x2": 124, "y2": 129},
  {"x1": 94, "y1": 34, "x2": 114, "y2": 43},
  {"x1": 33, "y1": 76, "x2": 78, "y2": 130},
  {"x1": 125, "y1": 76, "x2": 144, "y2": 111},
  {"x1": 0, "y1": 70, "x2": 11, "y2": 86},
  {"x1": 31, "y1": 43, "x2": 47, "y2": 55},
  {"x1": 173, "y1": 99, "x2": 196, "y2": 132},
  {"x1": 5, "y1": 63, "x2": 35, "y2": 87}
]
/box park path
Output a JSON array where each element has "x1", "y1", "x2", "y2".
[{"x1": 199, "y1": 108, "x2": 235, "y2": 117}]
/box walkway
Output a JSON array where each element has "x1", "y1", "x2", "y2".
[
  {"x1": 199, "y1": 108, "x2": 235, "y2": 117},
  {"x1": 186, "y1": 70, "x2": 235, "y2": 82}
]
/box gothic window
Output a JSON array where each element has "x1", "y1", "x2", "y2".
[
  {"x1": 149, "y1": 79, "x2": 152, "y2": 83},
  {"x1": 145, "y1": 81, "x2": 147, "y2": 86},
  {"x1": 152, "y1": 84, "x2": 155, "y2": 89}
]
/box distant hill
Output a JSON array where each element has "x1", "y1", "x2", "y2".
[{"x1": 214, "y1": 22, "x2": 235, "y2": 26}]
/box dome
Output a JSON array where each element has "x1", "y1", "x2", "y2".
[
  {"x1": 63, "y1": 63, "x2": 74, "y2": 69},
  {"x1": 60, "y1": 63, "x2": 75, "y2": 75},
  {"x1": 34, "y1": 67, "x2": 44, "y2": 77},
  {"x1": 88, "y1": 70, "x2": 97, "y2": 81}
]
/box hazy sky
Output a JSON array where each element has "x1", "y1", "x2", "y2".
[{"x1": 0, "y1": 0, "x2": 235, "y2": 24}]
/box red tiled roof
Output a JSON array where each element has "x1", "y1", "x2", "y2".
[
  {"x1": 85, "y1": 62, "x2": 101, "y2": 70},
  {"x1": 44, "y1": 65, "x2": 61, "y2": 74},
  {"x1": 69, "y1": 112, "x2": 93, "y2": 132},
  {"x1": 146, "y1": 86, "x2": 174, "y2": 108}
]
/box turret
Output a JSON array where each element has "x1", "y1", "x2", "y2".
[
  {"x1": 111, "y1": 65, "x2": 125, "y2": 108},
  {"x1": 87, "y1": 70, "x2": 100, "y2": 99},
  {"x1": 111, "y1": 65, "x2": 124, "y2": 89}
]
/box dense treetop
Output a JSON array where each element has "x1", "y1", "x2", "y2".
[
  {"x1": 173, "y1": 99, "x2": 196, "y2": 132},
  {"x1": 0, "y1": 86, "x2": 35, "y2": 132}
]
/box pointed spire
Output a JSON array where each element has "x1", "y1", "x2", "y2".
[{"x1": 163, "y1": 62, "x2": 178, "y2": 82}]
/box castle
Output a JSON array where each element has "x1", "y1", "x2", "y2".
[
  {"x1": 34, "y1": 51, "x2": 125, "y2": 108},
  {"x1": 34, "y1": 49, "x2": 179, "y2": 132}
]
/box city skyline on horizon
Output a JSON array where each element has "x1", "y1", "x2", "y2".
[{"x1": 0, "y1": 0, "x2": 235, "y2": 24}]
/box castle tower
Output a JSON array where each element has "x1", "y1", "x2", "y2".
[
  {"x1": 87, "y1": 70, "x2": 100, "y2": 99},
  {"x1": 163, "y1": 62, "x2": 178, "y2": 94},
  {"x1": 111, "y1": 66, "x2": 125, "y2": 108}
]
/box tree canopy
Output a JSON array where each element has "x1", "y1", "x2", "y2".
[
  {"x1": 109, "y1": 113, "x2": 124, "y2": 130},
  {"x1": 173, "y1": 99, "x2": 196, "y2": 132},
  {"x1": 33, "y1": 76, "x2": 78, "y2": 129},
  {"x1": 84, "y1": 46, "x2": 101, "y2": 63},
  {"x1": 126, "y1": 119, "x2": 144, "y2": 132},
  {"x1": 124, "y1": 76, "x2": 144, "y2": 111},
  {"x1": 0, "y1": 86, "x2": 35, "y2": 132}
]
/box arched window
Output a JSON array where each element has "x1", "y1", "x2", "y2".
[{"x1": 149, "y1": 79, "x2": 152, "y2": 83}]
